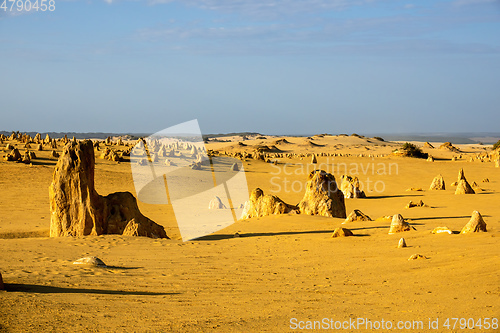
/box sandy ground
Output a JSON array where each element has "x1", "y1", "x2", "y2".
[{"x1": 0, "y1": 135, "x2": 499, "y2": 332}]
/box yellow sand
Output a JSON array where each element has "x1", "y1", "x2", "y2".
[{"x1": 0, "y1": 135, "x2": 498, "y2": 332}]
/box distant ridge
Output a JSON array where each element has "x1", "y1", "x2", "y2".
[{"x1": 1, "y1": 131, "x2": 498, "y2": 145}]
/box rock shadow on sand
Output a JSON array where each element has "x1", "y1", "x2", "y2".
[
  {"x1": 5, "y1": 283, "x2": 179, "y2": 296},
  {"x1": 366, "y1": 194, "x2": 424, "y2": 199},
  {"x1": 197, "y1": 229, "x2": 372, "y2": 240}
]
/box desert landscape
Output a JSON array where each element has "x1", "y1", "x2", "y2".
[{"x1": 0, "y1": 131, "x2": 498, "y2": 332}]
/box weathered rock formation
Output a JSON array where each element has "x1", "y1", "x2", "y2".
[
  {"x1": 100, "y1": 148, "x2": 121, "y2": 162},
  {"x1": 298, "y1": 170, "x2": 346, "y2": 218},
  {"x1": 398, "y1": 238, "x2": 407, "y2": 248},
  {"x1": 331, "y1": 227, "x2": 353, "y2": 238},
  {"x1": 4, "y1": 148, "x2": 22, "y2": 162},
  {"x1": 49, "y1": 140, "x2": 168, "y2": 238},
  {"x1": 429, "y1": 174, "x2": 445, "y2": 190},
  {"x1": 340, "y1": 175, "x2": 366, "y2": 199},
  {"x1": 343, "y1": 209, "x2": 371, "y2": 224},
  {"x1": 455, "y1": 168, "x2": 475, "y2": 194},
  {"x1": 424, "y1": 142, "x2": 434, "y2": 148},
  {"x1": 240, "y1": 188, "x2": 296, "y2": 219},
  {"x1": 0, "y1": 271, "x2": 3, "y2": 290},
  {"x1": 440, "y1": 142, "x2": 460, "y2": 152},
  {"x1": 405, "y1": 200, "x2": 426, "y2": 208},
  {"x1": 460, "y1": 211, "x2": 487, "y2": 234},
  {"x1": 388, "y1": 214, "x2": 412, "y2": 234}
]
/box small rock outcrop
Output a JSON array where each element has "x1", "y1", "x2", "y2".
[
  {"x1": 4, "y1": 148, "x2": 21, "y2": 162},
  {"x1": 432, "y1": 227, "x2": 453, "y2": 234},
  {"x1": 49, "y1": 141, "x2": 168, "y2": 239},
  {"x1": 298, "y1": 170, "x2": 346, "y2": 218},
  {"x1": 73, "y1": 257, "x2": 107, "y2": 267},
  {"x1": 331, "y1": 228, "x2": 354, "y2": 238},
  {"x1": 343, "y1": 209, "x2": 371, "y2": 224},
  {"x1": 460, "y1": 211, "x2": 487, "y2": 234},
  {"x1": 240, "y1": 188, "x2": 296, "y2": 219},
  {"x1": 429, "y1": 174, "x2": 445, "y2": 190},
  {"x1": 408, "y1": 254, "x2": 427, "y2": 260},
  {"x1": 0, "y1": 272, "x2": 3, "y2": 290},
  {"x1": 455, "y1": 169, "x2": 475, "y2": 194},
  {"x1": 398, "y1": 238, "x2": 407, "y2": 248},
  {"x1": 388, "y1": 214, "x2": 412, "y2": 234},
  {"x1": 405, "y1": 200, "x2": 427, "y2": 209},
  {"x1": 340, "y1": 175, "x2": 366, "y2": 199},
  {"x1": 440, "y1": 142, "x2": 460, "y2": 152},
  {"x1": 424, "y1": 142, "x2": 434, "y2": 148},
  {"x1": 208, "y1": 196, "x2": 226, "y2": 209}
]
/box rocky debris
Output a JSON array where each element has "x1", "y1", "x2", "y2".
[
  {"x1": 298, "y1": 170, "x2": 346, "y2": 218},
  {"x1": 240, "y1": 188, "x2": 297, "y2": 219},
  {"x1": 73, "y1": 257, "x2": 107, "y2": 267},
  {"x1": 398, "y1": 238, "x2": 407, "y2": 248},
  {"x1": 208, "y1": 196, "x2": 226, "y2": 209},
  {"x1": 408, "y1": 254, "x2": 427, "y2": 260},
  {"x1": 343, "y1": 209, "x2": 371, "y2": 224},
  {"x1": 50, "y1": 150, "x2": 60, "y2": 159},
  {"x1": 429, "y1": 174, "x2": 445, "y2": 190},
  {"x1": 405, "y1": 200, "x2": 427, "y2": 209},
  {"x1": 451, "y1": 181, "x2": 458, "y2": 186},
  {"x1": 231, "y1": 163, "x2": 239, "y2": 171},
  {"x1": 388, "y1": 214, "x2": 412, "y2": 234},
  {"x1": 310, "y1": 154, "x2": 317, "y2": 164},
  {"x1": 331, "y1": 227, "x2": 354, "y2": 238},
  {"x1": 427, "y1": 156, "x2": 434, "y2": 162},
  {"x1": 482, "y1": 178, "x2": 489, "y2": 183},
  {"x1": 440, "y1": 142, "x2": 460, "y2": 152},
  {"x1": 424, "y1": 142, "x2": 434, "y2": 148},
  {"x1": 5, "y1": 143, "x2": 15, "y2": 151},
  {"x1": 49, "y1": 140, "x2": 168, "y2": 239},
  {"x1": 36, "y1": 144, "x2": 43, "y2": 151},
  {"x1": 455, "y1": 169, "x2": 475, "y2": 194},
  {"x1": 340, "y1": 175, "x2": 366, "y2": 199},
  {"x1": 460, "y1": 211, "x2": 487, "y2": 234},
  {"x1": 431, "y1": 227, "x2": 453, "y2": 234}
]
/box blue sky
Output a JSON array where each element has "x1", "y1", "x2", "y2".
[{"x1": 1, "y1": 0, "x2": 499, "y2": 135}]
